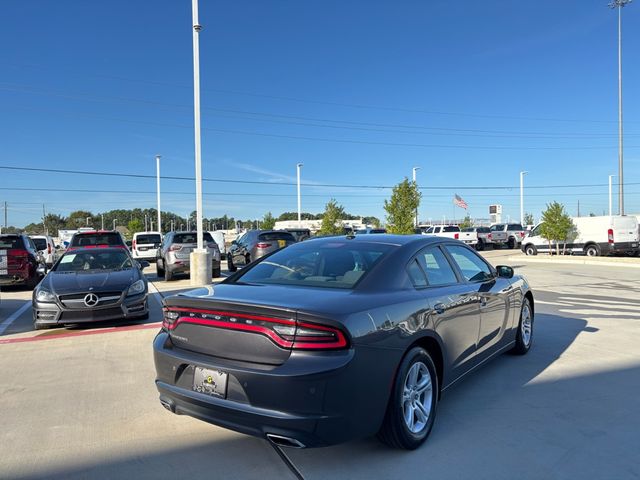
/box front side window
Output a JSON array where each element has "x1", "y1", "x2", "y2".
[
  {"x1": 445, "y1": 245, "x2": 493, "y2": 282},
  {"x1": 416, "y1": 247, "x2": 458, "y2": 286}
]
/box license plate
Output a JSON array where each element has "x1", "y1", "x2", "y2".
[
  {"x1": 192, "y1": 366, "x2": 228, "y2": 398},
  {"x1": 139, "y1": 247, "x2": 148, "y2": 251},
  {"x1": 632, "y1": 243, "x2": 638, "y2": 247},
  {"x1": 278, "y1": 240, "x2": 286, "y2": 248}
]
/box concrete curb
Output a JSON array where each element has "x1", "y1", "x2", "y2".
[{"x1": 507, "y1": 255, "x2": 640, "y2": 269}]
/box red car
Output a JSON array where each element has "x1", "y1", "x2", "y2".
[{"x1": 0, "y1": 234, "x2": 46, "y2": 289}]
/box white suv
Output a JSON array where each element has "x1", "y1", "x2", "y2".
[
  {"x1": 30, "y1": 235, "x2": 59, "y2": 267},
  {"x1": 132, "y1": 232, "x2": 162, "y2": 261}
]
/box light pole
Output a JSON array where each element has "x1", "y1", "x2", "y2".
[
  {"x1": 412, "y1": 167, "x2": 421, "y2": 227},
  {"x1": 520, "y1": 171, "x2": 528, "y2": 225},
  {"x1": 101, "y1": 214, "x2": 104, "y2": 230},
  {"x1": 190, "y1": 0, "x2": 211, "y2": 286},
  {"x1": 609, "y1": 174, "x2": 617, "y2": 216},
  {"x1": 112, "y1": 219, "x2": 116, "y2": 230},
  {"x1": 296, "y1": 163, "x2": 303, "y2": 228},
  {"x1": 156, "y1": 155, "x2": 162, "y2": 233},
  {"x1": 609, "y1": 0, "x2": 631, "y2": 215}
]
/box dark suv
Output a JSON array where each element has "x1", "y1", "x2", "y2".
[
  {"x1": 227, "y1": 230, "x2": 296, "y2": 272},
  {"x1": 0, "y1": 234, "x2": 46, "y2": 288},
  {"x1": 69, "y1": 230, "x2": 127, "y2": 250}
]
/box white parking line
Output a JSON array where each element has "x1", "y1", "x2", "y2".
[{"x1": 0, "y1": 301, "x2": 31, "y2": 335}]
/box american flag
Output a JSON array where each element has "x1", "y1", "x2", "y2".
[{"x1": 453, "y1": 194, "x2": 468, "y2": 209}]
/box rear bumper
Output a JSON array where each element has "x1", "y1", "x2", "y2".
[
  {"x1": 166, "y1": 258, "x2": 222, "y2": 275},
  {"x1": 605, "y1": 241, "x2": 639, "y2": 254},
  {"x1": 0, "y1": 272, "x2": 30, "y2": 286},
  {"x1": 153, "y1": 331, "x2": 399, "y2": 447},
  {"x1": 33, "y1": 293, "x2": 148, "y2": 326}
]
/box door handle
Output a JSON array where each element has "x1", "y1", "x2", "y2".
[
  {"x1": 433, "y1": 303, "x2": 446, "y2": 314},
  {"x1": 479, "y1": 297, "x2": 487, "y2": 307}
]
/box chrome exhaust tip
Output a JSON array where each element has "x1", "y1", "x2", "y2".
[
  {"x1": 159, "y1": 397, "x2": 175, "y2": 413},
  {"x1": 266, "y1": 433, "x2": 305, "y2": 449}
]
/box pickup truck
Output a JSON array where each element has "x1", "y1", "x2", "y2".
[
  {"x1": 460, "y1": 226, "x2": 493, "y2": 251},
  {"x1": 422, "y1": 225, "x2": 461, "y2": 240},
  {"x1": 490, "y1": 223, "x2": 527, "y2": 249}
]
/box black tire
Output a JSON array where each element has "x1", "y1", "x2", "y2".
[
  {"x1": 212, "y1": 267, "x2": 221, "y2": 278},
  {"x1": 227, "y1": 256, "x2": 237, "y2": 272},
  {"x1": 493, "y1": 243, "x2": 500, "y2": 250},
  {"x1": 524, "y1": 244, "x2": 537, "y2": 256},
  {"x1": 475, "y1": 239, "x2": 485, "y2": 251},
  {"x1": 507, "y1": 237, "x2": 516, "y2": 249},
  {"x1": 510, "y1": 297, "x2": 533, "y2": 355},
  {"x1": 164, "y1": 267, "x2": 173, "y2": 282},
  {"x1": 156, "y1": 259, "x2": 165, "y2": 277},
  {"x1": 378, "y1": 347, "x2": 438, "y2": 450},
  {"x1": 584, "y1": 244, "x2": 600, "y2": 257}
]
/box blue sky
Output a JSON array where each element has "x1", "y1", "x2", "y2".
[{"x1": 1, "y1": 0, "x2": 639, "y2": 227}]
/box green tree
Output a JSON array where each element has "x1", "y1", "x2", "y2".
[
  {"x1": 66, "y1": 210, "x2": 95, "y2": 229},
  {"x1": 262, "y1": 212, "x2": 276, "y2": 230},
  {"x1": 459, "y1": 215, "x2": 473, "y2": 229},
  {"x1": 319, "y1": 199, "x2": 345, "y2": 235},
  {"x1": 362, "y1": 216, "x2": 381, "y2": 228},
  {"x1": 384, "y1": 178, "x2": 421, "y2": 234},
  {"x1": 539, "y1": 202, "x2": 575, "y2": 256},
  {"x1": 524, "y1": 212, "x2": 535, "y2": 226},
  {"x1": 127, "y1": 219, "x2": 144, "y2": 237}
]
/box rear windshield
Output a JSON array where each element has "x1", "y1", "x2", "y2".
[
  {"x1": 232, "y1": 241, "x2": 394, "y2": 289},
  {"x1": 477, "y1": 227, "x2": 490, "y2": 233},
  {"x1": 0, "y1": 236, "x2": 23, "y2": 249},
  {"x1": 507, "y1": 224, "x2": 524, "y2": 231},
  {"x1": 32, "y1": 238, "x2": 48, "y2": 251},
  {"x1": 258, "y1": 232, "x2": 296, "y2": 242},
  {"x1": 71, "y1": 232, "x2": 123, "y2": 247},
  {"x1": 173, "y1": 232, "x2": 213, "y2": 244},
  {"x1": 135, "y1": 234, "x2": 161, "y2": 244},
  {"x1": 443, "y1": 226, "x2": 460, "y2": 232},
  {"x1": 370, "y1": 229, "x2": 386, "y2": 234},
  {"x1": 461, "y1": 228, "x2": 474, "y2": 232}
]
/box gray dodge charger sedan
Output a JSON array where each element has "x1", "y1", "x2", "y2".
[
  {"x1": 33, "y1": 247, "x2": 149, "y2": 329},
  {"x1": 154, "y1": 235, "x2": 534, "y2": 449}
]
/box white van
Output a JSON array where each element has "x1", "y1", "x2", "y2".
[
  {"x1": 132, "y1": 232, "x2": 162, "y2": 261},
  {"x1": 522, "y1": 215, "x2": 639, "y2": 257}
]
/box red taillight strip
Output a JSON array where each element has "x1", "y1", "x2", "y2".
[
  {"x1": 165, "y1": 307, "x2": 295, "y2": 326},
  {"x1": 171, "y1": 316, "x2": 294, "y2": 349},
  {"x1": 165, "y1": 308, "x2": 348, "y2": 350}
]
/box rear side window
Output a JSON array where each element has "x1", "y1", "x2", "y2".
[
  {"x1": 135, "y1": 234, "x2": 161, "y2": 244},
  {"x1": 258, "y1": 232, "x2": 296, "y2": 242},
  {"x1": 490, "y1": 224, "x2": 504, "y2": 232},
  {"x1": 443, "y1": 226, "x2": 460, "y2": 233},
  {"x1": 0, "y1": 236, "x2": 23, "y2": 249},
  {"x1": 445, "y1": 245, "x2": 493, "y2": 282},
  {"x1": 416, "y1": 247, "x2": 458, "y2": 286},
  {"x1": 507, "y1": 224, "x2": 524, "y2": 231},
  {"x1": 407, "y1": 259, "x2": 428, "y2": 287},
  {"x1": 173, "y1": 233, "x2": 213, "y2": 244},
  {"x1": 32, "y1": 238, "x2": 48, "y2": 251},
  {"x1": 71, "y1": 233, "x2": 123, "y2": 247}
]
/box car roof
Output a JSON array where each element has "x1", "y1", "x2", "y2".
[{"x1": 305, "y1": 233, "x2": 445, "y2": 247}]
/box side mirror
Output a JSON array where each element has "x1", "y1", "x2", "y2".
[
  {"x1": 55, "y1": 245, "x2": 61, "y2": 250},
  {"x1": 496, "y1": 265, "x2": 514, "y2": 279},
  {"x1": 138, "y1": 261, "x2": 150, "y2": 269}
]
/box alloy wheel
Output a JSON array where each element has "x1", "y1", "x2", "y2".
[
  {"x1": 402, "y1": 362, "x2": 433, "y2": 434},
  {"x1": 521, "y1": 302, "x2": 532, "y2": 347}
]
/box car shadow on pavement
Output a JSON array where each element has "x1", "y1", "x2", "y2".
[{"x1": 283, "y1": 312, "x2": 639, "y2": 479}]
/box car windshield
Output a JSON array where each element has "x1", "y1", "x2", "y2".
[
  {"x1": 232, "y1": 241, "x2": 395, "y2": 289},
  {"x1": 173, "y1": 232, "x2": 214, "y2": 244},
  {"x1": 55, "y1": 250, "x2": 133, "y2": 272},
  {"x1": 32, "y1": 238, "x2": 47, "y2": 251},
  {"x1": 0, "y1": 236, "x2": 23, "y2": 249},
  {"x1": 71, "y1": 232, "x2": 123, "y2": 247}
]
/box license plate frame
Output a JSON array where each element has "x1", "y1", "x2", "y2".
[{"x1": 192, "y1": 366, "x2": 228, "y2": 398}]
